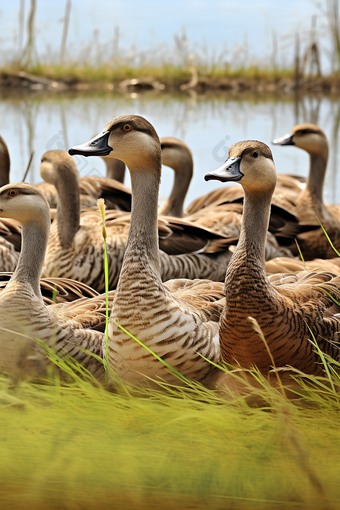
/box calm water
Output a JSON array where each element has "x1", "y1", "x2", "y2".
[{"x1": 1, "y1": 90, "x2": 340, "y2": 206}]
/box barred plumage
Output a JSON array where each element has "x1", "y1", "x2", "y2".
[
  {"x1": 273, "y1": 123, "x2": 340, "y2": 259},
  {"x1": 0, "y1": 183, "x2": 111, "y2": 379},
  {"x1": 159, "y1": 136, "x2": 297, "y2": 260},
  {"x1": 205, "y1": 140, "x2": 340, "y2": 376},
  {"x1": 41, "y1": 150, "x2": 233, "y2": 292},
  {"x1": 69, "y1": 115, "x2": 226, "y2": 385}
]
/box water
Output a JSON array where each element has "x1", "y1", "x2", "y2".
[{"x1": 1, "y1": 90, "x2": 340, "y2": 207}]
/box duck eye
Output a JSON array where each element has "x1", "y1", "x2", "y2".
[
  {"x1": 252, "y1": 151, "x2": 258, "y2": 158},
  {"x1": 9, "y1": 190, "x2": 17, "y2": 196},
  {"x1": 123, "y1": 124, "x2": 132, "y2": 132}
]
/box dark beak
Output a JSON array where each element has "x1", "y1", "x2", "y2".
[
  {"x1": 272, "y1": 133, "x2": 295, "y2": 146},
  {"x1": 204, "y1": 156, "x2": 243, "y2": 183},
  {"x1": 68, "y1": 131, "x2": 112, "y2": 157}
]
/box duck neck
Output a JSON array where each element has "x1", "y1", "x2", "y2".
[
  {"x1": 306, "y1": 152, "x2": 327, "y2": 203},
  {"x1": 230, "y1": 187, "x2": 273, "y2": 273},
  {"x1": 13, "y1": 217, "x2": 50, "y2": 298},
  {"x1": 124, "y1": 165, "x2": 161, "y2": 275},
  {"x1": 55, "y1": 175, "x2": 80, "y2": 249},
  {"x1": 159, "y1": 159, "x2": 192, "y2": 218}
]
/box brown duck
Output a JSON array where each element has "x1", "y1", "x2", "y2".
[{"x1": 205, "y1": 140, "x2": 340, "y2": 376}]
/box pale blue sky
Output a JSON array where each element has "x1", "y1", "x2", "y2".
[{"x1": 0, "y1": 0, "x2": 331, "y2": 69}]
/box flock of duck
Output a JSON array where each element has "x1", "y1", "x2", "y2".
[{"x1": 1, "y1": 114, "x2": 340, "y2": 386}]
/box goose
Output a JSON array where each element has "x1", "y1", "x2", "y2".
[
  {"x1": 69, "y1": 114, "x2": 226, "y2": 385},
  {"x1": 42, "y1": 149, "x2": 233, "y2": 293},
  {"x1": 273, "y1": 123, "x2": 340, "y2": 258},
  {"x1": 0, "y1": 134, "x2": 131, "y2": 211},
  {"x1": 0, "y1": 182, "x2": 118, "y2": 377},
  {"x1": 159, "y1": 136, "x2": 301, "y2": 218},
  {"x1": 205, "y1": 140, "x2": 340, "y2": 376},
  {"x1": 35, "y1": 172, "x2": 131, "y2": 211},
  {"x1": 158, "y1": 137, "x2": 193, "y2": 218},
  {"x1": 159, "y1": 137, "x2": 297, "y2": 260},
  {"x1": 0, "y1": 136, "x2": 129, "y2": 271}
]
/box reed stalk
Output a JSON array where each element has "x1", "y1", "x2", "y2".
[
  {"x1": 21, "y1": 0, "x2": 37, "y2": 67},
  {"x1": 59, "y1": 0, "x2": 71, "y2": 65},
  {"x1": 97, "y1": 198, "x2": 109, "y2": 377}
]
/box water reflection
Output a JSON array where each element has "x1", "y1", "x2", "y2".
[{"x1": 1, "y1": 90, "x2": 340, "y2": 205}]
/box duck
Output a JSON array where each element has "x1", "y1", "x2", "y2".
[
  {"x1": 68, "y1": 114, "x2": 227, "y2": 385},
  {"x1": 35, "y1": 171, "x2": 131, "y2": 211},
  {"x1": 0, "y1": 137, "x2": 130, "y2": 272},
  {"x1": 205, "y1": 140, "x2": 340, "y2": 376},
  {"x1": 42, "y1": 149, "x2": 234, "y2": 293},
  {"x1": 273, "y1": 123, "x2": 340, "y2": 258},
  {"x1": 0, "y1": 133, "x2": 131, "y2": 211},
  {"x1": 159, "y1": 136, "x2": 298, "y2": 260},
  {"x1": 0, "y1": 182, "x2": 118, "y2": 378},
  {"x1": 159, "y1": 136, "x2": 301, "y2": 218}
]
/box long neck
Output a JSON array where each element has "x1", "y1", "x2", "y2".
[
  {"x1": 13, "y1": 218, "x2": 50, "y2": 298},
  {"x1": 124, "y1": 166, "x2": 161, "y2": 275},
  {"x1": 55, "y1": 176, "x2": 80, "y2": 249},
  {"x1": 159, "y1": 153, "x2": 192, "y2": 218},
  {"x1": 227, "y1": 187, "x2": 273, "y2": 279},
  {"x1": 160, "y1": 169, "x2": 191, "y2": 218},
  {"x1": 104, "y1": 157, "x2": 126, "y2": 183},
  {"x1": 306, "y1": 153, "x2": 328, "y2": 203}
]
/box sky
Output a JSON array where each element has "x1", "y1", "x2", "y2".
[{"x1": 0, "y1": 0, "x2": 332, "y2": 71}]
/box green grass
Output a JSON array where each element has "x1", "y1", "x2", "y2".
[{"x1": 1, "y1": 348, "x2": 340, "y2": 510}]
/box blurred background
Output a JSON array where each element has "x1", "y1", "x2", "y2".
[{"x1": 1, "y1": 0, "x2": 340, "y2": 206}]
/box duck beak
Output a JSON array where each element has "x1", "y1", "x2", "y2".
[
  {"x1": 272, "y1": 133, "x2": 295, "y2": 146},
  {"x1": 68, "y1": 131, "x2": 112, "y2": 157},
  {"x1": 204, "y1": 156, "x2": 243, "y2": 182}
]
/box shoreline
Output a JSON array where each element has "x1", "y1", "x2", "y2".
[{"x1": 2, "y1": 68, "x2": 340, "y2": 96}]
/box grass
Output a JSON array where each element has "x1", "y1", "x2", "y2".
[
  {"x1": 4, "y1": 0, "x2": 340, "y2": 92},
  {"x1": 0, "y1": 62, "x2": 298, "y2": 89},
  {"x1": 2, "y1": 215, "x2": 340, "y2": 509},
  {"x1": 2, "y1": 122, "x2": 340, "y2": 510},
  {"x1": 1, "y1": 342, "x2": 340, "y2": 510}
]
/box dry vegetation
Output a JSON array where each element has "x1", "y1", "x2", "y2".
[{"x1": 3, "y1": 1, "x2": 340, "y2": 93}]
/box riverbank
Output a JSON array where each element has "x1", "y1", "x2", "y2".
[{"x1": 2, "y1": 65, "x2": 340, "y2": 95}]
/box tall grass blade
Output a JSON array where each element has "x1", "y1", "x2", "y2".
[
  {"x1": 295, "y1": 238, "x2": 306, "y2": 268},
  {"x1": 97, "y1": 198, "x2": 110, "y2": 378},
  {"x1": 21, "y1": 151, "x2": 34, "y2": 182},
  {"x1": 305, "y1": 322, "x2": 336, "y2": 393},
  {"x1": 319, "y1": 220, "x2": 340, "y2": 257}
]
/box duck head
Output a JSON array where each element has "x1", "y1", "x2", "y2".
[
  {"x1": 273, "y1": 123, "x2": 328, "y2": 156},
  {"x1": 0, "y1": 183, "x2": 49, "y2": 225},
  {"x1": 205, "y1": 140, "x2": 277, "y2": 194},
  {"x1": 68, "y1": 115, "x2": 161, "y2": 170}
]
